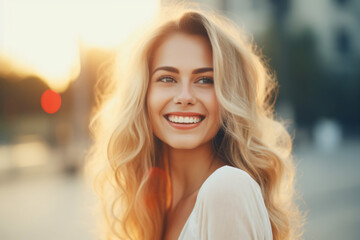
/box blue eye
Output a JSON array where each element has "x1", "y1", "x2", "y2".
[
  {"x1": 197, "y1": 77, "x2": 214, "y2": 84},
  {"x1": 157, "y1": 76, "x2": 176, "y2": 83}
]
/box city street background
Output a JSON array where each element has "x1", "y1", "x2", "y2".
[{"x1": 1, "y1": 0, "x2": 359, "y2": 239}]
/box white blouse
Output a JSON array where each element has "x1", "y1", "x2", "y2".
[{"x1": 178, "y1": 165, "x2": 273, "y2": 240}]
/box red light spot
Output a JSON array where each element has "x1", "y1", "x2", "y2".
[
  {"x1": 145, "y1": 167, "x2": 170, "y2": 210},
  {"x1": 41, "y1": 89, "x2": 61, "y2": 114}
]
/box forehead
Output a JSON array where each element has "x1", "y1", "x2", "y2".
[{"x1": 150, "y1": 32, "x2": 213, "y2": 71}]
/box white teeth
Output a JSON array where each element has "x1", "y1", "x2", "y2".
[{"x1": 166, "y1": 115, "x2": 202, "y2": 124}]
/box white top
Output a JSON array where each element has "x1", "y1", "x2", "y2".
[{"x1": 178, "y1": 165, "x2": 273, "y2": 240}]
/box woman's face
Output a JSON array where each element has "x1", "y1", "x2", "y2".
[{"x1": 147, "y1": 32, "x2": 220, "y2": 149}]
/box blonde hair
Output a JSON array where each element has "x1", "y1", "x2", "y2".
[{"x1": 85, "y1": 2, "x2": 305, "y2": 240}]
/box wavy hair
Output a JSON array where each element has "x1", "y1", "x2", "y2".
[{"x1": 85, "y1": 2, "x2": 305, "y2": 240}]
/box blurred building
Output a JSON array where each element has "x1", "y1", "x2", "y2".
[
  {"x1": 196, "y1": 0, "x2": 272, "y2": 36},
  {"x1": 288, "y1": 0, "x2": 360, "y2": 75}
]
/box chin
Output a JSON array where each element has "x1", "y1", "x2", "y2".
[{"x1": 166, "y1": 139, "x2": 202, "y2": 150}]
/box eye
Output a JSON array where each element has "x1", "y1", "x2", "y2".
[
  {"x1": 157, "y1": 76, "x2": 176, "y2": 83},
  {"x1": 196, "y1": 77, "x2": 214, "y2": 84}
]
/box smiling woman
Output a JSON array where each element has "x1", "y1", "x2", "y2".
[{"x1": 86, "y1": 2, "x2": 304, "y2": 240}]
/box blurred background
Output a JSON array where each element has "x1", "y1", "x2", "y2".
[{"x1": 0, "y1": 0, "x2": 359, "y2": 239}]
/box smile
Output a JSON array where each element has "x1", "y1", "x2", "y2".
[
  {"x1": 163, "y1": 112, "x2": 205, "y2": 129},
  {"x1": 165, "y1": 114, "x2": 204, "y2": 124}
]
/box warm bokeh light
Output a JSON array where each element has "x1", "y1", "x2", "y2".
[
  {"x1": 145, "y1": 167, "x2": 169, "y2": 210},
  {"x1": 78, "y1": 1, "x2": 160, "y2": 48},
  {"x1": 0, "y1": 0, "x2": 160, "y2": 92},
  {"x1": 0, "y1": 1, "x2": 81, "y2": 92},
  {"x1": 41, "y1": 89, "x2": 61, "y2": 114},
  {"x1": 12, "y1": 140, "x2": 50, "y2": 168}
]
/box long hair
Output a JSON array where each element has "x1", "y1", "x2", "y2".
[{"x1": 85, "y1": 2, "x2": 305, "y2": 240}]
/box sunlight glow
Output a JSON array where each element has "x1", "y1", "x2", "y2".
[{"x1": 0, "y1": 0, "x2": 160, "y2": 92}]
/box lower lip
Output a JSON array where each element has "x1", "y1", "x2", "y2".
[{"x1": 165, "y1": 118, "x2": 203, "y2": 130}]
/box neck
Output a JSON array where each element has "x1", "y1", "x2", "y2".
[{"x1": 162, "y1": 142, "x2": 222, "y2": 209}]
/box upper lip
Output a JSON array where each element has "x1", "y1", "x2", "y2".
[{"x1": 164, "y1": 112, "x2": 205, "y2": 117}]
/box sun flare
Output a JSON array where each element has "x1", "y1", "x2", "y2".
[{"x1": 0, "y1": 0, "x2": 160, "y2": 92}]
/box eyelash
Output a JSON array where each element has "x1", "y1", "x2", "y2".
[{"x1": 156, "y1": 76, "x2": 214, "y2": 84}]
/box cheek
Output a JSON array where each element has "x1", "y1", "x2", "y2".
[
  {"x1": 147, "y1": 87, "x2": 169, "y2": 123},
  {"x1": 212, "y1": 93, "x2": 219, "y2": 112},
  {"x1": 204, "y1": 91, "x2": 219, "y2": 118},
  {"x1": 147, "y1": 89, "x2": 158, "y2": 123}
]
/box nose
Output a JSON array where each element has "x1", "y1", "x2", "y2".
[{"x1": 173, "y1": 82, "x2": 196, "y2": 106}]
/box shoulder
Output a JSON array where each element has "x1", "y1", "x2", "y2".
[
  {"x1": 198, "y1": 165, "x2": 262, "y2": 202},
  {"x1": 192, "y1": 166, "x2": 273, "y2": 239}
]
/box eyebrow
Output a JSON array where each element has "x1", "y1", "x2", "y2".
[{"x1": 151, "y1": 66, "x2": 213, "y2": 76}]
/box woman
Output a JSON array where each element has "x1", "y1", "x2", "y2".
[{"x1": 86, "y1": 3, "x2": 304, "y2": 240}]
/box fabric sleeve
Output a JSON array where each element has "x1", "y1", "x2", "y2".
[{"x1": 194, "y1": 167, "x2": 273, "y2": 240}]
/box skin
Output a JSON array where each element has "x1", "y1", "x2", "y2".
[{"x1": 147, "y1": 32, "x2": 226, "y2": 239}]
